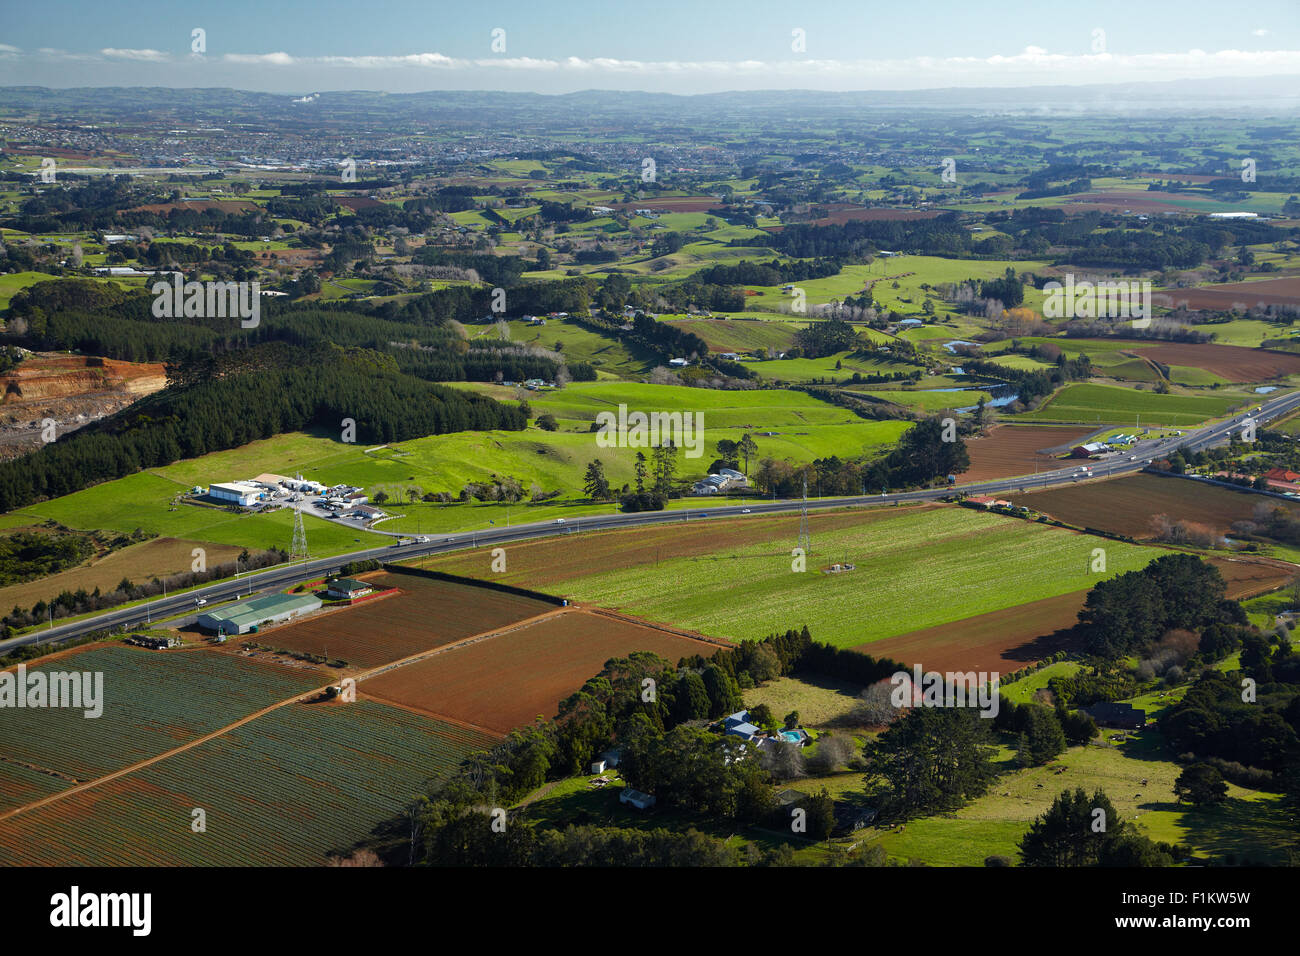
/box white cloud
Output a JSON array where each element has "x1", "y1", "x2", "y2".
[
  {"x1": 1253, "y1": 29, "x2": 1270, "y2": 37},
  {"x1": 0, "y1": 44, "x2": 21, "y2": 55},
  {"x1": 223, "y1": 51, "x2": 296, "y2": 66},
  {"x1": 100, "y1": 48, "x2": 170, "y2": 62}
]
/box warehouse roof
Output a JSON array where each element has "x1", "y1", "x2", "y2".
[{"x1": 200, "y1": 593, "x2": 320, "y2": 625}]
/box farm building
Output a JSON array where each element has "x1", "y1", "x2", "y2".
[
  {"x1": 326, "y1": 577, "x2": 374, "y2": 600},
  {"x1": 833, "y1": 803, "x2": 877, "y2": 835},
  {"x1": 252, "y1": 473, "x2": 292, "y2": 490},
  {"x1": 619, "y1": 789, "x2": 657, "y2": 810},
  {"x1": 1079, "y1": 701, "x2": 1147, "y2": 730},
  {"x1": 208, "y1": 482, "x2": 264, "y2": 506},
  {"x1": 197, "y1": 593, "x2": 323, "y2": 635},
  {"x1": 1071, "y1": 442, "x2": 1108, "y2": 458}
]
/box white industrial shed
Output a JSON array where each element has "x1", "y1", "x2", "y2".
[{"x1": 208, "y1": 482, "x2": 263, "y2": 506}]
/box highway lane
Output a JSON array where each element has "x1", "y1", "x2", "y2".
[{"x1": 6, "y1": 386, "x2": 1300, "y2": 655}]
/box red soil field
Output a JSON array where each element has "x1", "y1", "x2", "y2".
[
  {"x1": 960, "y1": 424, "x2": 1096, "y2": 482},
  {"x1": 863, "y1": 552, "x2": 1290, "y2": 673},
  {"x1": 362, "y1": 609, "x2": 723, "y2": 734},
  {"x1": 1008, "y1": 473, "x2": 1300, "y2": 540},
  {"x1": 242, "y1": 569, "x2": 556, "y2": 668},
  {"x1": 1134, "y1": 342, "x2": 1300, "y2": 381},
  {"x1": 1155, "y1": 277, "x2": 1300, "y2": 311}
]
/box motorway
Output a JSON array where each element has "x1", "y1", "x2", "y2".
[{"x1": 6, "y1": 386, "x2": 1300, "y2": 655}]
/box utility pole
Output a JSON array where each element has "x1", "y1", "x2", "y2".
[{"x1": 798, "y1": 476, "x2": 812, "y2": 558}]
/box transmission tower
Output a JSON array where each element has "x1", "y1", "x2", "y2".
[
  {"x1": 798, "y1": 475, "x2": 811, "y2": 557},
  {"x1": 289, "y1": 507, "x2": 309, "y2": 561}
]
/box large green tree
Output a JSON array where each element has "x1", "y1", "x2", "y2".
[{"x1": 868, "y1": 706, "x2": 996, "y2": 815}]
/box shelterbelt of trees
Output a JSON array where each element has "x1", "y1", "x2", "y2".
[
  {"x1": 752, "y1": 208, "x2": 1296, "y2": 270},
  {"x1": 0, "y1": 341, "x2": 526, "y2": 513}
]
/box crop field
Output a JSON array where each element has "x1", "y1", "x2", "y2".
[
  {"x1": 252, "y1": 569, "x2": 556, "y2": 668},
  {"x1": 1133, "y1": 343, "x2": 1300, "y2": 382},
  {"x1": 961, "y1": 424, "x2": 1095, "y2": 481},
  {"x1": 0, "y1": 536, "x2": 244, "y2": 613},
  {"x1": 865, "y1": 589, "x2": 1091, "y2": 673},
  {"x1": 0, "y1": 762, "x2": 69, "y2": 814},
  {"x1": 362, "y1": 608, "x2": 721, "y2": 734},
  {"x1": 1156, "y1": 276, "x2": 1300, "y2": 311},
  {"x1": 417, "y1": 506, "x2": 1168, "y2": 649},
  {"x1": 1009, "y1": 473, "x2": 1300, "y2": 541},
  {"x1": 0, "y1": 645, "x2": 321, "y2": 808},
  {"x1": 1015, "y1": 383, "x2": 1242, "y2": 426},
  {"x1": 864, "y1": 544, "x2": 1291, "y2": 676},
  {"x1": 0, "y1": 700, "x2": 495, "y2": 865}
]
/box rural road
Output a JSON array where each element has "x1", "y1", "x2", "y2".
[{"x1": 7, "y1": 386, "x2": 1300, "y2": 655}]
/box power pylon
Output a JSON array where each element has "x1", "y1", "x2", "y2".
[
  {"x1": 798, "y1": 475, "x2": 811, "y2": 557},
  {"x1": 290, "y1": 507, "x2": 309, "y2": 561}
]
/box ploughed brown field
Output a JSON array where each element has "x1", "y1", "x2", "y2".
[
  {"x1": 362, "y1": 609, "x2": 722, "y2": 734},
  {"x1": 1135, "y1": 342, "x2": 1300, "y2": 381},
  {"x1": 245, "y1": 569, "x2": 555, "y2": 668},
  {"x1": 863, "y1": 552, "x2": 1291, "y2": 674},
  {"x1": 1008, "y1": 473, "x2": 1300, "y2": 540},
  {"x1": 1155, "y1": 277, "x2": 1300, "y2": 311},
  {"x1": 960, "y1": 424, "x2": 1095, "y2": 482}
]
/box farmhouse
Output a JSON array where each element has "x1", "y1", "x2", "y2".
[
  {"x1": 326, "y1": 577, "x2": 374, "y2": 600},
  {"x1": 208, "y1": 482, "x2": 264, "y2": 506},
  {"x1": 1079, "y1": 701, "x2": 1147, "y2": 730},
  {"x1": 197, "y1": 593, "x2": 323, "y2": 635},
  {"x1": 619, "y1": 788, "x2": 656, "y2": 810}
]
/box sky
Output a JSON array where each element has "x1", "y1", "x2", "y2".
[{"x1": 1, "y1": 0, "x2": 1298, "y2": 95}]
